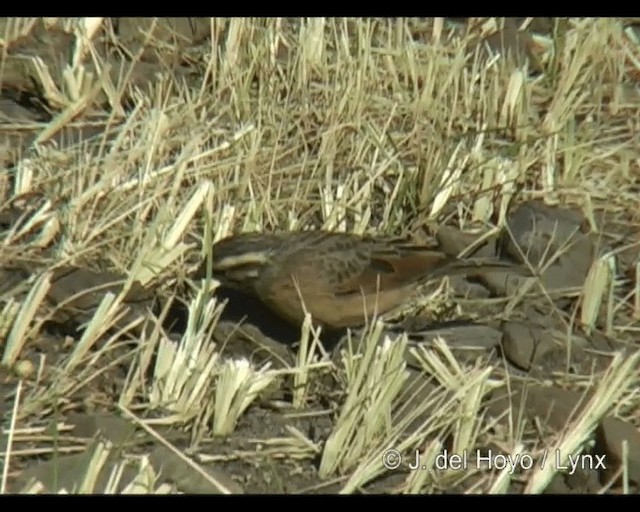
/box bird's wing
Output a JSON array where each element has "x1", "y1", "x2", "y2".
[{"x1": 316, "y1": 241, "x2": 453, "y2": 296}]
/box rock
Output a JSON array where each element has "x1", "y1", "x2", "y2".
[
  {"x1": 500, "y1": 200, "x2": 596, "y2": 294},
  {"x1": 15, "y1": 441, "x2": 141, "y2": 493},
  {"x1": 486, "y1": 384, "x2": 591, "y2": 431},
  {"x1": 405, "y1": 323, "x2": 504, "y2": 351},
  {"x1": 501, "y1": 321, "x2": 539, "y2": 370},
  {"x1": 45, "y1": 266, "x2": 154, "y2": 332},
  {"x1": 594, "y1": 416, "x2": 640, "y2": 489},
  {"x1": 500, "y1": 321, "x2": 620, "y2": 377},
  {"x1": 66, "y1": 412, "x2": 137, "y2": 446},
  {"x1": 149, "y1": 446, "x2": 244, "y2": 494}
]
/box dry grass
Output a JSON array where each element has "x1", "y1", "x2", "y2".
[{"x1": 1, "y1": 17, "x2": 639, "y2": 494}]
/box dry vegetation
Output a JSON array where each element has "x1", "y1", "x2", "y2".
[{"x1": 0, "y1": 17, "x2": 639, "y2": 494}]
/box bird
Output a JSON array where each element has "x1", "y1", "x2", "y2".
[{"x1": 197, "y1": 230, "x2": 530, "y2": 331}]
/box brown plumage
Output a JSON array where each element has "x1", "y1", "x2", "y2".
[{"x1": 200, "y1": 230, "x2": 527, "y2": 330}]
